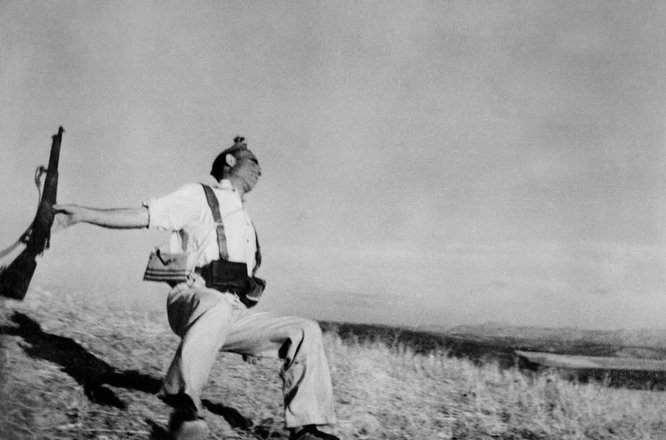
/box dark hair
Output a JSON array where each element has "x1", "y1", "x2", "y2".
[{"x1": 210, "y1": 136, "x2": 247, "y2": 181}]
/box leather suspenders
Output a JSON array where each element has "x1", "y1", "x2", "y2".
[
  {"x1": 202, "y1": 184, "x2": 230, "y2": 261},
  {"x1": 201, "y1": 184, "x2": 261, "y2": 273}
]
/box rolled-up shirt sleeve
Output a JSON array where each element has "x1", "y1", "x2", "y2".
[{"x1": 144, "y1": 184, "x2": 202, "y2": 231}]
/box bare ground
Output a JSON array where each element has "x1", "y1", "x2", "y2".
[
  {"x1": 0, "y1": 288, "x2": 455, "y2": 439},
  {"x1": 2, "y1": 288, "x2": 666, "y2": 440}
]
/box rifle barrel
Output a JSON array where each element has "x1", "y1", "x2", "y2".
[{"x1": 0, "y1": 126, "x2": 65, "y2": 300}]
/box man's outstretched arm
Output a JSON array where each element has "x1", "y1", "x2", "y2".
[{"x1": 53, "y1": 204, "x2": 149, "y2": 230}]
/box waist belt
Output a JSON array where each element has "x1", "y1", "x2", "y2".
[{"x1": 195, "y1": 262, "x2": 263, "y2": 308}]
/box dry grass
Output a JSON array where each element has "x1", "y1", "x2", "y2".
[{"x1": 1, "y1": 288, "x2": 665, "y2": 439}]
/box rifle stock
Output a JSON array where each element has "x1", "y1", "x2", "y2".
[{"x1": 0, "y1": 127, "x2": 64, "y2": 300}]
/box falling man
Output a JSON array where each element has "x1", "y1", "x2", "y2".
[{"x1": 54, "y1": 136, "x2": 341, "y2": 440}]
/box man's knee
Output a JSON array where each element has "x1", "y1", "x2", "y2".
[
  {"x1": 278, "y1": 318, "x2": 324, "y2": 360},
  {"x1": 293, "y1": 318, "x2": 324, "y2": 352},
  {"x1": 300, "y1": 319, "x2": 323, "y2": 340},
  {"x1": 168, "y1": 289, "x2": 234, "y2": 336}
]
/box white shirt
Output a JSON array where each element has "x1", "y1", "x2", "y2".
[{"x1": 145, "y1": 179, "x2": 257, "y2": 275}]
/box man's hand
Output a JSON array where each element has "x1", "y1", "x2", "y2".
[{"x1": 53, "y1": 204, "x2": 84, "y2": 231}]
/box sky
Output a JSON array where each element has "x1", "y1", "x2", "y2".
[{"x1": 2, "y1": 1, "x2": 666, "y2": 330}]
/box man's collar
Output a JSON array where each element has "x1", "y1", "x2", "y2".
[
  {"x1": 210, "y1": 178, "x2": 245, "y2": 201},
  {"x1": 212, "y1": 179, "x2": 234, "y2": 190}
]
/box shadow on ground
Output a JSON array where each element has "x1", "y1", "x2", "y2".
[
  {"x1": 202, "y1": 399, "x2": 253, "y2": 429},
  {"x1": 1, "y1": 311, "x2": 163, "y2": 408},
  {"x1": 202, "y1": 400, "x2": 289, "y2": 438},
  {"x1": 1, "y1": 311, "x2": 288, "y2": 438}
]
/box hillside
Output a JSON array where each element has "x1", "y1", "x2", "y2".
[{"x1": 2, "y1": 288, "x2": 666, "y2": 439}]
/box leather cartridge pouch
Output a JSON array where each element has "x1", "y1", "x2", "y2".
[
  {"x1": 143, "y1": 249, "x2": 188, "y2": 284},
  {"x1": 196, "y1": 260, "x2": 266, "y2": 308},
  {"x1": 197, "y1": 261, "x2": 266, "y2": 307},
  {"x1": 199, "y1": 260, "x2": 249, "y2": 292},
  {"x1": 245, "y1": 276, "x2": 266, "y2": 302}
]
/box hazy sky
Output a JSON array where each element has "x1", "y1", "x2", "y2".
[{"x1": 2, "y1": 1, "x2": 666, "y2": 330}]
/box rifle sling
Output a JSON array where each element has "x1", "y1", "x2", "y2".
[{"x1": 0, "y1": 166, "x2": 49, "y2": 261}]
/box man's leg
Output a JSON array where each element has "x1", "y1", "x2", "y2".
[
  {"x1": 160, "y1": 285, "x2": 243, "y2": 415},
  {"x1": 222, "y1": 311, "x2": 337, "y2": 430}
]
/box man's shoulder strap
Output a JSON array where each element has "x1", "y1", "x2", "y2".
[
  {"x1": 201, "y1": 184, "x2": 262, "y2": 272},
  {"x1": 201, "y1": 184, "x2": 229, "y2": 260}
]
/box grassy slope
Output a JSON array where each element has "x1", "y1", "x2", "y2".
[{"x1": 1, "y1": 289, "x2": 665, "y2": 440}]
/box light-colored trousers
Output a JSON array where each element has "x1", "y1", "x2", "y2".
[{"x1": 159, "y1": 283, "x2": 337, "y2": 428}]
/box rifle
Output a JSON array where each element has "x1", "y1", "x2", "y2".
[{"x1": 0, "y1": 127, "x2": 64, "y2": 300}]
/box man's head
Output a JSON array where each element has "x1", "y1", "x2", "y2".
[{"x1": 211, "y1": 136, "x2": 262, "y2": 193}]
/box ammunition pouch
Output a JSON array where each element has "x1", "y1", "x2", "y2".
[
  {"x1": 143, "y1": 249, "x2": 188, "y2": 286},
  {"x1": 196, "y1": 260, "x2": 265, "y2": 307}
]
